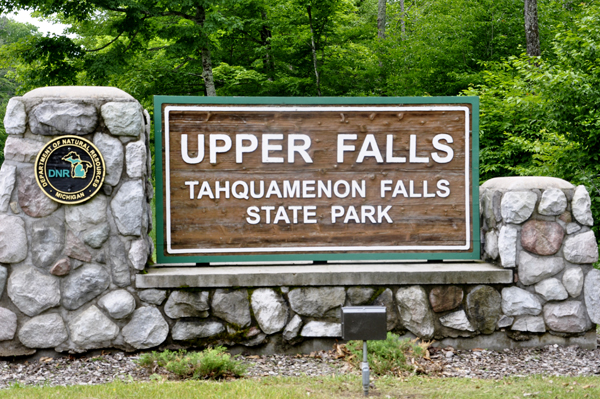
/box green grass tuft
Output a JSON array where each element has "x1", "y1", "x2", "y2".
[
  {"x1": 137, "y1": 347, "x2": 246, "y2": 380},
  {"x1": 346, "y1": 332, "x2": 430, "y2": 376}
]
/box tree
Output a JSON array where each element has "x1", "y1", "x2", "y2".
[
  {"x1": 0, "y1": 1, "x2": 245, "y2": 96},
  {"x1": 377, "y1": 0, "x2": 386, "y2": 39},
  {"x1": 524, "y1": 0, "x2": 541, "y2": 56},
  {"x1": 464, "y1": 2, "x2": 600, "y2": 233},
  {"x1": 0, "y1": 16, "x2": 38, "y2": 167},
  {"x1": 380, "y1": 0, "x2": 526, "y2": 96}
]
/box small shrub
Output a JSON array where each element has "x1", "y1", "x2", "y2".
[
  {"x1": 346, "y1": 332, "x2": 431, "y2": 375},
  {"x1": 136, "y1": 347, "x2": 246, "y2": 380}
]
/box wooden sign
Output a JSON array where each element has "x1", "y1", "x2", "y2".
[{"x1": 155, "y1": 97, "x2": 479, "y2": 263}]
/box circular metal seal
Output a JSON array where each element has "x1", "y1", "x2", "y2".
[{"x1": 34, "y1": 135, "x2": 106, "y2": 205}]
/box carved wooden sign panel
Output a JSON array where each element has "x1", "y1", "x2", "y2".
[{"x1": 155, "y1": 97, "x2": 479, "y2": 263}]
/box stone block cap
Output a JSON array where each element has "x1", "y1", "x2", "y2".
[
  {"x1": 23, "y1": 86, "x2": 134, "y2": 100},
  {"x1": 481, "y1": 177, "x2": 574, "y2": 190}
]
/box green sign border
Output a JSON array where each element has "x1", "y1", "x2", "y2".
[{"x1": 154, "y1": 96, "x2": 480, "y2": 264}]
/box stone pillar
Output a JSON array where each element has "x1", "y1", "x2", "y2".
[
  {"x1": 481, "y1": 176, "x2": 599, "y2": 336},
  {"x1": 0, "y1": 87, "x2": 164, "y2": 355}
]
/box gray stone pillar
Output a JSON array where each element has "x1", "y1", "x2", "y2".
[
  {"x1": 480, "y1": 176, "x2": 598, "y2": 335},
  {"x1": 0, "y1": 86, "x2": 164, "y2": 356}
]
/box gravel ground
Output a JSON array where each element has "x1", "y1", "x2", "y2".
[{"x1": 1, "y1": 338, "x2": 600, "y2": 388}]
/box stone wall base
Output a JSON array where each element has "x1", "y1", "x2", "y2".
[
  {"x1": 5, "y1": 330, "x2": 596, "y2": 362},
  {"x1": 435, "y1": 330, "x2": 597, "y2": 351}
]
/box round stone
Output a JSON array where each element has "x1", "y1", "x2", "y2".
[
  {"x1": 465, "y1": 285, "x2": 502, "y2": 334},
  {"x1": 538, "y1": 188, "x2": 567, "y2": 216},
  {"x1": 122, "y1": 307, "x2": 168, "y2": 349},
  {"x1": 521, "y1": 220, "x2": 564, "y2": 256},
  {"x1": 429, "y1": 286, "x2": 463, "y2": 313},
  {"x1": 18, "y1": 313, "x2": 68, "y2": 348}
]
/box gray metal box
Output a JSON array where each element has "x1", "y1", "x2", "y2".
[{"x1": 341, "y1": 306, "x2": 387, "y2": 341}]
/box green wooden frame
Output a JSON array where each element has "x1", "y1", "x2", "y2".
[{"x1": 154, "y1": 96, "x2": 480, "y2": 264}]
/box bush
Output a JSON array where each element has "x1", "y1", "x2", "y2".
[
  {"x1": 137, "y1": 347, "x2": 246, "y2": 380},
  {"x1": 345, "y1": 332, "x2": 430, "y2": 376}
]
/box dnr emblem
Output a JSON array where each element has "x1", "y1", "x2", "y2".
[
  {"x1": 35, "y1": 135, "x2": 106, "y2": 205},
  {"x1": 62, "y1": 151, "x2": 93, "y2": 178}
]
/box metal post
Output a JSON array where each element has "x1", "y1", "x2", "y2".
[{"x1": 361, "y1": 340, "x2": 370, "y2": 396}]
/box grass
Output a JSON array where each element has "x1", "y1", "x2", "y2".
[
  {"x1": 0, "y1": 374, "x2": 598, "y2": 398},
  {"x1": 137, "y1": 347, "x2": 246, "y2": 380},
  {"x1": 346, "y1": 333, "x2": 431, "y2": 376}
]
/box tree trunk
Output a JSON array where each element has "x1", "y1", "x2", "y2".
[
  {"x1": 400, "y1": 0, "x2": 405, "y2": 39},
  {"x1": 261, "y1": 10, "x2": 274, "y2": 81},
  {"x1": 524, "y1": 0, "x2": 540, "y2": 56},
  {"x1": 196, "y1": 5, "x2": 217, "y2": 96},
  {"x1": 377, "y1": 0, "x2": 386, "y2": 39},
  {"x1": 307, "y1": 6, "x2": 321, "y2": 97},
  {"x1": 201, "y1": 47, "x2": 217, "y2": 96}
]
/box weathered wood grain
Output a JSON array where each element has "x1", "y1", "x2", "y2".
[{"x1": 161, "y1": 105, "x2": 474, "y2": 257}]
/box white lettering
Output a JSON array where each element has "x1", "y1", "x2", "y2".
[
  {"x1": 437, "y1": 179, "x2": 451, "y2": 197},
  {"x1": 303, "y1": 180, "x2": 316, "y2": 198},
  {"x1": 356, "y1": 134, "x2": 383, "y2": 163},
  {"x1": 232, "y1": 181, "x2": 249, "y2": 199},
  {"x1": 262, "y1": 134, "x2": 284, "y2": 163},
  {"x1": 331, "y1": 206, "x2": 344, "y2": 223},
  {"x1": 185, "y1": 181, "x2": 198, "y2": 199},
  {"x1": 333, "y1": 180, "x2": 350, "y2": 198},
  {"x1": 344, "y1": 206, "x2": 360, "y2": 223},
  {"x1": 361, "y1": 205, "x2": 376, "y2": 223},
  {"x1": 381, "y1": 180, "x2": 392, "y2": 198},
  {"x1": 432, "y1": 134, "x2": 454, "y2": 163},
  {"x1": 261, "y1": 206, "x2": 275, "y2": 223},
  {"x1": 288, "y1": 134, "x2": 313, "y2": 163},
  {"x1": 283, "y1": 180, "x2": 300, "y2": 198},
  {"x1": 197, "y1": 181, "x2": 214, "y2": 199},
  {"x1": 392, "y1": 181, "x2": 408, "y2": 198},
  {"x1": 378, "y1": 205, "x2": 393, "y2": 223},
  {"x1": 250, "y1": 181, "x2": 264, "y2": 198},
  {"x1": 266, "y1": 181, "x2": 283, "y2": 198},
  {"x1": 318, "y1": 180, "x2": 332, "y2": 198},
  {"x1": 181, "y1": 134, "x2": 204, "y2": 164},
  {"x1": 386, "y1": 135, "x2": 406, "y2": 163},
  {"x1": 236, "y1": 134, "x2": 258, "y2": 163},
  {"x1": 352, "y1": 180, "x2": 366, "y2": 198},
  {"x1": 409, "y1": 134, "x2": 429, "y2": 163},
  {"x1": 273, "y1": 206, "x2": 291, "y2": 224},
  {"x1": 289, "y1": 205, "x2": 302, "y2": 223},
  {"x1": 423, "y1": 180, "x2": 435, "y2": 198},
  {"x1": 337, "y1": 134, "x2": 356, "y2": 163},
  {"x1": 215, "y1": 180, "x2": 230, "y2": 199},
  {"x1": 246, "y1": 206, "x2": 260, "y2": 224},
  {"x1": 409, "y1": 180, "x2": 421, "y2": 198},
  {"x1": 304, "y1": 206, "x2": 317, "y2": 224},
  {"x1": 210, "y1": 134, "x2": 232, "y2": 164}
]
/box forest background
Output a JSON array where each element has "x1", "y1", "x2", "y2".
[{"x1": 0, "y1": 0, "x2": 599, "y2": 240}]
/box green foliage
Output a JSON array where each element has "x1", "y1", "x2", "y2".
[
  {"x1": 213, "y1": 62, "x2": 268, "y2": 96},
  {"x1": 0, "y1": 0, "x2": 537, "y2": 101},
  {"x1": 346, "y1": 333, "x2": 429, "y2": 376},
  {"x1": 0, "y1": 16, "x2": 39, "y2": 167},
  {"x1": 137, "y1": 347, "x2": 246, "y2": 380},
  {"x1": 464, "y1": 2, "x2": 600, "y2": 235}
]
